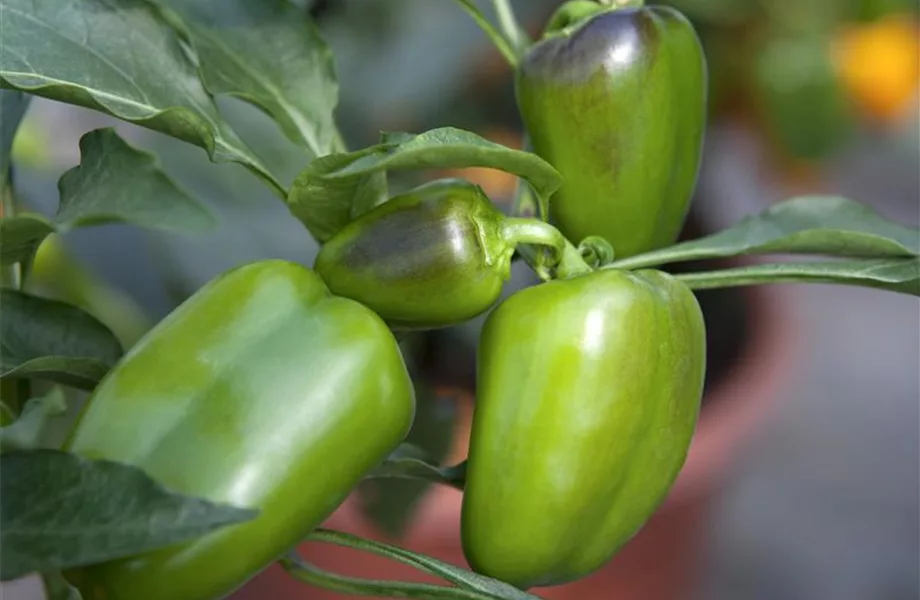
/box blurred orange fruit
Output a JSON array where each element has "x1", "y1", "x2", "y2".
[{"x1": 833, "y1": 15, "x2": 920, "y2": 123}]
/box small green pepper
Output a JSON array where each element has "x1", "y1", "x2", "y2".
[
  {"x1": 64, "y1": 260, "x2": 415, "y2": 600},
  {"x1": 462, "y1": 268, "x2": 706, "y2": 588},
  {"x1": 515, "y1": 1, "x2": 708, "y2": 259},
  {"x1": 315, "y1": 178, "x2": 567, "y2": 330}
]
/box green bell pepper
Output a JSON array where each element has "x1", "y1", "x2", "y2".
[
  {"x1": 515, "y1": 1, "x2": 707, "y2": 259},
  {"x1": 461, "y1": 268, "x2": 706, "y2": 588},
  {"x1": 64, "y1": 260, "x2": 415, "y2": 600},
  {"x1": 315, "y1": 178, "x2": 567, "y2": 330}
]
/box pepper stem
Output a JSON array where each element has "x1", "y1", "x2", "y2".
[
  {"x1": 578, "y1": 236, "x2": 616, "y2": 267},
  {"x1": 557, "y1": 240, "x2": 595, "y2": 279},
  {"x1": 501, "y1": 218, "x2": 593, "y2": 280},
  {"x1": 544, "y1": 1, "x2": 608, "y2": 36}
]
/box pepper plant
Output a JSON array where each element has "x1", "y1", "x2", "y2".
[{"x1": 0, "y1": 1, "x2": 917, "y2": 599}]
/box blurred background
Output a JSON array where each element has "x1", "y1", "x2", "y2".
[{"x1": 4, "y1": 0, "x2": 919, "y2": 598}]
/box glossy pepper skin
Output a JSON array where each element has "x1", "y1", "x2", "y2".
[
  {"x1": 461, "y1": 268, "x2": 706, "y2": 588},
  {"x1": 64, "y1": 260, "x2": 415, "y2": 600},
  {"x1": 315, "y1": 179, "x2": 522, "y2": 330},
  {"x1": 515, "y1": 2, "x2": 707, "y2": 259}
]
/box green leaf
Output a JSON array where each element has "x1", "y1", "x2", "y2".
[
  {"x1": 0, "y1": 387, "x2": 68, "y2": 452},
  {"x1": 287, "y1": 127, "x2": 561, "y2": 242},
  {"x1": 0, "y1": 289, "x2": 123, "y2": 390},
  {"x1": 0, "y1": 90, "x2": 31, "y2": 177},
  {"x1": 0, "y1": 0, "x2": 284, "y2": 196},
  {"x1": 286, "y1": 558, "x2": 489, "y2": 600},
  {"x1": 0, "y1": 214, "x2": 54, "y2": 266},
  {"x1": 368, "y1": 444, "x2": 466, "y2": 491},
  {"x1": 612, "y1": 196, "x2": 920, "y2": 270},
  {"x1": 0, "y1": 128, "x2": 216, "y2": 266},
  {"x1": 161, "y1": 0, "x2": 340, "y2": 158},
  {"x1": 676, "y1": 257, "x2": 920, "y2": 296},
  {"x1": 286, "y1": 147, "x2": 386, "y2": 243},
  {"x1": 0, "y1": 449, "x2": 257, "y2": 581},
  {"x1": 348, "y1": 171, "x2": 389, "y2": 221},
  {"x1": 333, "y1": 129, "x2": 558, "y2": 197},
  {"x1": 55, "y1": 129, "x2": 215, "y2": 231},
  {"x1": 284, "y1": 529, "x2": 543, "y2": 600}
]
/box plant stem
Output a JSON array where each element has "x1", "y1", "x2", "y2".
[
  {"x1": 491, "y1": 0, "x2": 530, "y2": 57},
  {"x1": 284, "y1": 529, "x2": 541, "y2": 599},
  {"x1": 453, "y1": 0, "x2": 519, "y2": 67},
  {"x1": 283, "y1": 555, "x2": 494, "y2": 600},
  {"x1": 544, "y1": 0, "x2": 608, "y2": 35}
]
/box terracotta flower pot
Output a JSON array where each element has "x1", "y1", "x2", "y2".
[{"x1": 233, "y1": 277, "x2": 797, "y2": 600}]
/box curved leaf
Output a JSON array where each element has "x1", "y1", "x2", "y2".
[
  {"x1": 676, "y1": 257, "x2": 920, "y2": 296},
  {"x1": 368, "y1": 443, "x2": 466, "y2": 491},
  {"x1": 285, "y1": 529, "x2": 543, "y2": 600},
  {"x1": 0, "y1": 449, "x2": 257, "y2": 581},
  {"x1": 287, "y1": 127, "x2": 560, "y2": 242},
  {"x1": 162, "y1": 0, "x2": 340, "y2": 157},
  {"x1": 333, "y1": 129, "x2": 558, "y2": 196},
  {"x1": 0, "y1": 0, "x2": 283, "y2": 195},
  {"x1": 0, "y1": 214, "x2": 54, "y2": 267},
  {"x1": 285, "y1": 557, "x2": 499, "y2": 600},
  {"x1": 612, "y1": 196, "x2": 920, "y2": 270},
  {"x1": 287, "y1": 146, "x2": 385, "y2": 243},
  {"x1": 54, "y1": 129, "x2": 215, "y2": 231},
  {"x1": 0, "y1": 128, "x2": 215, "y2": 266},
  {"x1": 1, "y1": 357, "x2": 111, "y2": 393},
  {"x1": 0, "y1": 289, "x2": 123, "y2": 389}
]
